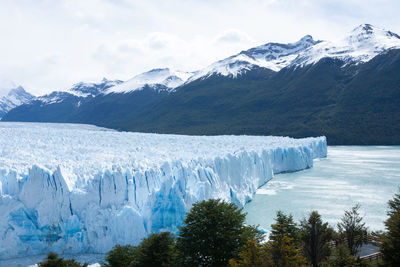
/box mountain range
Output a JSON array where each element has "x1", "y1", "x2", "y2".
[
  {"x1": 2, "y1": 24, "x2": 400, "y2": 145},
  {"x1": 0, "y1": 81, "x2": 34, "y2": 118}
]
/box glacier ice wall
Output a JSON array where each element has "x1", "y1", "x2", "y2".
[{"x1": 0, "y1": 122, "x2": 327, "y2": 259}]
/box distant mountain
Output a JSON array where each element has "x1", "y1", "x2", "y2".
[
  {"x1": 106, "y1": 68, "x2": 193, "y2": 94},
  {"x1": 36, "y1": 77, "x2": 123, "y2": 104},
  {"x1": 124, "y1": 49, "x2": 400, "y2": 145},
  {"x1": 0, "y1": 82, "x2": 34, "y2": 118},
  {"x1": 3, "y1": 24, "x2": 400, "y2": 145},
  {"x1": 293, "y1": 24, "x2": 400, "y2": 66},
  {"x1": 2, "y1": 78, "x2": 123, "y2": 123},
  {"x1": 71, "y1": 77, "x2": 123, "y2": 97},
  {"x1": 187, "y1": 34, "x2": 320, "y2": 81}
]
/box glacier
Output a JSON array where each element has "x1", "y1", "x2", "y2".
[{"x1": 0, "y1": 122, "x2": 326, "y2": 260}]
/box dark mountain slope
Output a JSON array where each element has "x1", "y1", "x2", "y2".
[
  {"x1": 123, "y1": 50, "x2": 400, "y2": 145},
  {"x1": 328, "y1": 49, "x2": 400, "y2": 144},
  {"x1": 4, "y1": 94, "x2": 82, "y2": 122},
  {"x1": 72, "y1": 86, "x2": 169, "y2": 129},
  {"x1": 2, "y1": 86, "x2": 169, "y2": 129},
  {"x1": 120, "y1": 59, "x2": 343, "y2": 135},
  {"x1": 3, "y1": 50, "x2": 400, "y2": 145}
]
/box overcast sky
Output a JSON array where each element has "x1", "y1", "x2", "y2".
[{"x1": 1, "y1": 0, "x2": 399, "y2": 95}]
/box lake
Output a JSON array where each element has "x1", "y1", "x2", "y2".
[{"x1": 244, "y1": 146, "x2": 400, "y2": 233}]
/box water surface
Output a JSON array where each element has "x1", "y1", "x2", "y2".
[{"x1": 244, "y1": 146, "x2": 400, "y2": 233}]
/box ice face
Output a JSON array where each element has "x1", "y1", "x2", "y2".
[{"x1": 0, "y1": 122, "x2": 326, "y2": 259}]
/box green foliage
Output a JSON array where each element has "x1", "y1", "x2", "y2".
[
  {"x1": 270, "y1": 211, "x2": 300, "y2": 246},
  {"x1": 337, "y1": 204, "x2": 368, "y2": 255},
  {"x1": 380, "y1": 188, "x2": 400, "y2": 266},
  {"x1": 104, "y1": 232, "x2": 179, "y2": 267},
  {"x1": 38, "y1": 252, "x2": 88, "y2": 267},
  {"x1": 266, "y1": 211, "x2": 306, "y2": 266},
  {"x1": 134, "y1": 232, "x2": 180, "y2": 267},
  {"x1": 323, "y1": 244, "x2": 358, "y2": 267},
  {"x1": 300, "y1": 211, "x2": 334, "y2": 267},
  {"x1": 229, "y1": 239, "x2": 266, "y2": 267},
  {"x1": 104, "y1": 244, "x2": 139, "y2": 267},
  {"x1": 241, "y1": 224, "x2": 264, "y2": 244},
  {"x1": 177, "y1": 199, "x2": 260, "y2": 267},
  {"x1": 264, "y1": 230, "x2": 306, "y2": 267},
  {"x1": 230, "y1": 235, "x2": 306, "y2": 267}
]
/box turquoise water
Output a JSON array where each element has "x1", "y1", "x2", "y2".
[{"x1": 244, "y1": 146, "x2": 400, "y2": 233}]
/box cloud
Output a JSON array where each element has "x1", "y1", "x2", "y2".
[
  {"x1": 0, "y1": 0, "x2": 399, "y2": 95},
  {"x1": 147, "y1": 32, "x2": 185, "y2": 50},
  {"x1": 0, "y1": 78, "x2": 17, "y2": 97},
  {"x1": 214, "y1": 29, "x2": 255, "y2": 44}
]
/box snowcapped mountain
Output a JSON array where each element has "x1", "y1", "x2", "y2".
[
  {"x1": 35, "y1": 91, "x2": 77, "y2": 105},
  {"x1": 3, "y1": 24, "x2": 400, "y2": 145},
  {"x1": 36, "y1": 78, "x2": 123, "y2": 104},
  {"x1": 88, "y1": 24, "x2": 400, "y2": 90},
  {"x1": 105, "y1": 68, "x2": 193, "y2": 94},
  {"x1": 0, "y1": 82, "x2": 34, "y2": 118},
  {"x1": 188, "y1": 24, "x2": 400, "y2": 82},
  {"x1": 188, "y1": 35, "x2": 320, "y2": 81},
  {"x1": 103, "y1": 24, "x2": 399, "y2": 87},
  {"x1": 6, "y1": 24, "x2": 396, "y2": 102},
  {"x1": 294, "y1": 24, "x2": 400, "y2": 66},
  {"x1": 70, "y1": 77, "x2": 123, "y2": 97}
]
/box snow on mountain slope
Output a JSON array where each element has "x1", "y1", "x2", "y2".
[
  {"x1": 70, "y1": 78, "x2": 123, "y2": 97},
  {"x1": 14, "y1": 24, "x2": 398, "y2": 103},
  {"x1": 106, "y1": 68, "x2": 193, "y2": 94},
  {"x1": 187, "y1": 35, "x2": 320, "y2": 81},
  {"x1": 36, "y1": 78, "x2": 123, "y2": 104},
  {"x1": 188, "y1": 24, "x2": 400, "y2": 82},
  {"x1": 294, "y1": 24, "x2": 400, "y2": 66},
  {"x1": 35, "y1": 91, "x2": 78, "y2": 105},
  {"x1": 0, "y1": 122, "x2": 327, "y2": 259},
  {"x1": 0, "y1": 81, "x2": 34, "y2": 118}
]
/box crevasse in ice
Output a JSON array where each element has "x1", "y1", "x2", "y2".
[{"x1": 0, "y1": 122, "x2": 327, "y2": 259}]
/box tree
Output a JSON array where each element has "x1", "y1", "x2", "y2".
[
  {"x1": 104, "y1": 232, "x2": 179, "y2": 267},
  {"x1": 264, "y1": 230, "x2": 305, "y2": 267},
  {"x1": 229, "y1": 235, "x2": 305, "y2": 267},
  {"x1": 265, "y1": 211, "x2": 305, "y2": 267},
  {"x1": 229, "y1": 239, "x2": 266, "y2": 267},
  {"x1": 380, "y1": 189, "x2": 400, "y2": 266},
  {"x1": 134, "y1": 232, "x2": 179, "y2": 267},
  {"x1": 323, "y1": 244, "x2": 358, "y2": 267},
  {"x1": 337, "y1": 204, "x2": 367, "y2": 255},
  {"x1": 104, "y1": 244, "x2": 139, "y2": 267},
  {"x1": 39, "y1": 252, "x2": 88, "y2": 267},
  {"x1": 300, "y1": 211, "x2": 334, "y2": 266},
  {"x1": 177, "y1": 199, "x2": 260, "y2": 267},
  {"x1": 270, "y1": 211, "x2": 300, "y2": 246}
]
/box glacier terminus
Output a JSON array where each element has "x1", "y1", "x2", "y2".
[{"x1": 0, "y1": 122, "x2": 326, "y2": 260}]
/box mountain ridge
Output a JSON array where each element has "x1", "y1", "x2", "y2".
[
  {"x1": 0, "y1": 85, "x2": 34, "y2": 118},
  {"x1": 7, "y1": 23, "x2": 398, "y2": 100},
  {"x1": 2, "y1": 24, "x2": 400, "y2": 145}
]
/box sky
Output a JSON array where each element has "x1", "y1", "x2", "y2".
[{"x1": 1, "y1": 0, "x2": 400, "y2": 95}]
